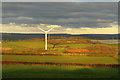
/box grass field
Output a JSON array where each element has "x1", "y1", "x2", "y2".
[
  {"x1": 107, "y1": 44, "x2": 119, "y2": 47},
  {"x1": 3, "y1": 41, "x2": 89, "y2": 50},
  {"x1": 2, "y1": 55, "x2": 118, "y2": 64},
  {"x1": 2, "y1": 41, "x2": 53, "y2": 50},
  {"x1": 2, "y1": 38, "x2": 119, "y2": 78},
  {"x1": 2, "y1": 65, "x2": 119, "y2": 78},
  {"x1": 2, "y1": 40, "x2": 92, "y2": 54}
]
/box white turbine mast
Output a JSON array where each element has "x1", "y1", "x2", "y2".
[{"x1": 38, "y1": 25, "x2": 61, "y2": 50}]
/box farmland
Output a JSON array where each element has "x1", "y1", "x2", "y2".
[
  {"x1": 1, "y1": 37, "x2": 119, "y2": 78},
  {"x1": 2, "y1": 55, "x2": 118, "y2": 64},
  {"x1": 2, "y1": 37, "x2": 118, "y2": 56}
]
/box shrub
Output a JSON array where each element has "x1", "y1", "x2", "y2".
[{"x1": 84, "y1": 44, "x2": 117, "y2": 56}]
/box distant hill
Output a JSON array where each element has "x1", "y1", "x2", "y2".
[{"x1": 1, "y1": 33, "x2": 119, "y2": 41}]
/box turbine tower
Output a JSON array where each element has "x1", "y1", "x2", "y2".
[
  {"x1": 38, "y1": 25, "x2": 61, "y2": 50},
  {"x1": 38, "y1": 27, "x2": 53, "y2": 50}
]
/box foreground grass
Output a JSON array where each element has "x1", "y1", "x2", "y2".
[
  {"x1": 2, "y1": 55, "x2": 118, "y2": 64},
  {"x1": 2, "y1": 65, "x2": 119, "y2": 78}
]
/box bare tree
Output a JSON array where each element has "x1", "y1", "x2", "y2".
[{"x1": 48, "y1": 39, "x2": 64, "y2": 49}]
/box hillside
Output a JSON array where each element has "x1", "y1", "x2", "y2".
[{"x1": 1, "y1": 33, "x2": 118, "y2": 41}]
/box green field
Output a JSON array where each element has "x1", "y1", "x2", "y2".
[
  {"x1": 2, "y1": 40, "x2": 92, "y2": 54},
  {"x1": 2, "y1": 41, "x2": 52, "y2": 50},
  {"x1": 2, "y1": 65, "x2": 119, "y2": 78},
  {"x1": 2, "y1": 55, "x2": 118, "y2": 64},
  {"x1": 107, "y1": 44, "x2": 119, "y2": 47},
  {"x1": 2, "y1": 38, "x2": 119, "y2": 78},
  {"x1": 3, "y1": 41, "x2": 89, "y2": 50}
]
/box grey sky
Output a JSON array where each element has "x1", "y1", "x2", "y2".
[{"x1": 2, "y1": 2, "x2": 118, "y2": 28}]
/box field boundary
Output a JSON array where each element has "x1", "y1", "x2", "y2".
[{"x1": 2, "y1": 61, "x2": 120, "y2": 68}]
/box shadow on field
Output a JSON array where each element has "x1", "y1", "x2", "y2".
[{"x1": 2, "y1": 65, "x2": 119, "y2": 78}]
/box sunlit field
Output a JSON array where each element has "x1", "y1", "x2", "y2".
[
  {"x1": 2, "y1": 37, "x2": 118, "y2": 55},
  {"x1": 2, "y1": 37, "x2": 119, "y2": 78},
  {"x1": 2, "y1": 55, "x2": 118, "y2": 64}
]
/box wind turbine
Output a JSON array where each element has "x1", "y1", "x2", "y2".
[{"x1": 38, "y1": 25, "x2": 61, "y2": 50}]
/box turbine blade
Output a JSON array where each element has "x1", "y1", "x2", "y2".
[
  {"x1": 47, "y1": 27, "x2": 54, "y2": 32},
  {"x1": 38, "y1": 27, "x2": 45, "y2": 32}
]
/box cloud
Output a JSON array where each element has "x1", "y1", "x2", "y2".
[
  {"x1": 2, "y1": 2, "x2": 117, "y2": 28},
  {"x1": 1, "y1": 23, "x2": 66, "y2": 33},
  {"x1": 66, "y1": 24, "x2": 118, "y2": 34},
  {"x1": 1, "y1": 23, "x2": 118, "y2": 34},
  {"x1": 2, "y1": 2, "x2": 118, "y2": 34}
]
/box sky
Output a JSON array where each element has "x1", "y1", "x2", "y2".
[{"x1": 1, "y1": 2, "x2": 119, "y2": 34}]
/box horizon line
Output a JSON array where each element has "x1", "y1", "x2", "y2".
[{"x1": 1, "y1": 32, "x2": 119, "y2": 35}]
